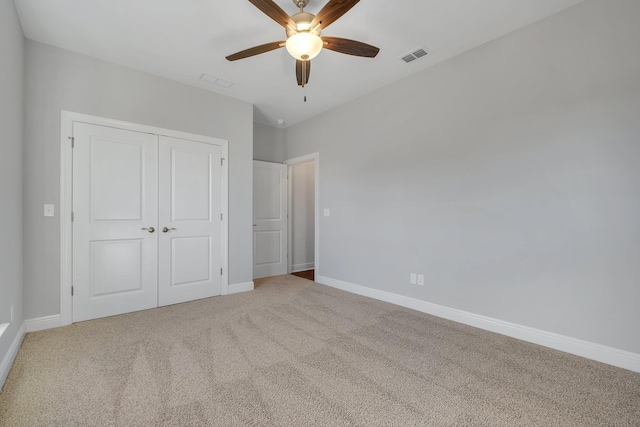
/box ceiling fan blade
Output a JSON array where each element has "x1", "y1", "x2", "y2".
[
  {"x1": 226, "y1": 41, "x2": 285, "y2": 61},
  {"x1": 296, "y1": 60, "x2": 311, "y2": 87},
  {"x1": 322, "y1": 36, "x2": 379, "y2": 58},
  {"x1": 310, "y1": 0, "x2": 360, "y2": 31},
  {"x1": 248, "y1": 0, "x2": 296, "y2": 31}
]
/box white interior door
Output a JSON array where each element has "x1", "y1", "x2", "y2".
[
  {"x1": 158, "y1": 136, "x2": 222, "y2": 306},
  {"x1": 253, "y1": 161, "x2": 288, "y2": 279},
  {"x1": 72, "y1": 123, "x2": 159, "y2": 322}
]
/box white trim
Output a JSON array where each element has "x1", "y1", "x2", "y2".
[
  {"x1": 25, "y1": 315, "x2": 62, "y2": 333},
  {"x1": 60, "y1": 112, "x2": 73, "y2": 326},
  {"x1": 220, "y1": 140, "x2": 230, "y2": 296},
  {"x1": 0, "y1": 323, "x2": 25, "y2": 390},
  {"x1": 286, "y1": 165, "x2": 293, "y2": 274},
  {"x1": 285, "y1": 153, "x2": 320, "y2": 277},
  {"x1": 316, "y1": 275, "x2": 640, "y2": 373},
  {"x1": 228, "y1": 282, "x2": 254, "y2": 294},
  {"x1": 292, "y1": 263, "x2": 315, "y2": 273},
  {"x1": 60, "y1": 110, "x2": 230, "y2": 325}
]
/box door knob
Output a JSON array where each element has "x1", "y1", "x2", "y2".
[
  {"x1": 141, "y1": 227, "x2": 155, "y2": 233},
  {"x1": 162, "y1": 227, "x2": 176, "y2": 233}
]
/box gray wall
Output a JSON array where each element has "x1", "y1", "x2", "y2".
[
  {"x1": 253, "y1": 122, "x2": 284, "y2": 163},
  {"x1": 0, "y1": 0, "x2": 25, "y2": 374},
  {"x1": 291, "y1": 161, "x2": 315, "y2": 271},
  {"x1": 285, "y1": 0, "x2": 640, "y2": 353},
  {"x1": 23, "y1": 41, "x2": 254, "y2": 319}
]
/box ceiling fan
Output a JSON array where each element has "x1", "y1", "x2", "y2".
[{"x1": 226, "y1": 0, "x2": 380, "y2": 87}]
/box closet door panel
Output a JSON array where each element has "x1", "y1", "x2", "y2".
[
  {"x1": 72, "y1": 123, "x2": 159, "y2": 322},
  {"x1": 158, "y1": 136, "x2": 222, "y2": 306}
]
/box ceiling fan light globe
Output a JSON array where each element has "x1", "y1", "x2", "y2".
[{"x1": 286, "y1": 32, "x2": 323, "y2": 61}]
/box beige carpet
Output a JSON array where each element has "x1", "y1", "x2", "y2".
[{"x1": 1, "y1": 275, "x2": 639, "y2": 426}]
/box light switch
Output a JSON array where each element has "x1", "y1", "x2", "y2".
[
  {"x1": 44, "y1": 204, "x2": 55, "y2": 217},
  {"x1": 324, "y1": 209, "x2": 330, "y2": 217}
]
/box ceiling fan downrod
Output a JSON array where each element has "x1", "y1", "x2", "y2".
[{"x1": 294, "y1": 0, "x2": 310, "y2": 12}]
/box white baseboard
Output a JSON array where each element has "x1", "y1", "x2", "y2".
[
  {"x1": 0, "y1": 322, "x2": 25, "y2": 391},
  {"x1": 292, "y1": 262, "x2": 315, "y2": 273},
  {"x1": 316, "y1": 275, "x2": 640, "y2": 373},
  {"x1": 228, "y1": 281, "x2": 254, "y2": 294},
  {"x1": 25, "y1": 315, "x2": 62, "y2": 333}
]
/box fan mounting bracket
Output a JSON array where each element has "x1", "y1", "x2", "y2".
[{"x1": 292, "y1": 0, "x2": 310, "y2": 9}]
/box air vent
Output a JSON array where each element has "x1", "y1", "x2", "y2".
[
  {"x1": 401, "y1": 48, "x2": 430, "y2": 64},
  {"x1": 413, "y1": 49, "x2": 428, "y2": 58},
  {"x1": 200, "y1": 73, "x2": 235, "y2": 88},
  {"x1": 402, "y1": 54, "x2": 416, "y2": 63}
]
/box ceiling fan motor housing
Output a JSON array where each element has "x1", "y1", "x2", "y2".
[{"x1": 286, "y1": 12, "x2": 319, "y2": 37}]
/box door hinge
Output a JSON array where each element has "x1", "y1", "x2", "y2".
[
  {"x1": 220, "y1": 268, "x2": 223, "y2": 276},
  {"x1": 220, "y1": 213, "x2": 223, "y2": 221},
  {"x1": 71, "y1": 211, "x2": 75, "y2": 222},
  {"x1": 71, "y1": 286, "x2": 74, "y2": 296},
  {"x1": 69, "y1": 136, "x2": 75, "y2": 148},
  {"x1": 221, "y1": 158, "x2": 225, "y2": 166}
]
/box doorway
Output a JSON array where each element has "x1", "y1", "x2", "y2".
[
  {"x1": 286, "y1": 153, "x2": 319, "y2": 281},
  {"x1": 252, "y1": 153, "x2": 320, "y2": 283}
]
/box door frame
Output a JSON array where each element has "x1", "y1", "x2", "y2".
[
  {"x1": 284, "y1": 153, "x2": 320, "y2": 275},
  {"x1": 60, "y1": 111, "x2": 229, "y2": 326}
]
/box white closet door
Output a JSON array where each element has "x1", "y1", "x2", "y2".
[
  {"x1": 253, "y1": 161, "x2": 288, "y2": 279},
  {"x1": 73, "y1": 123, "x2": 159, "y2": 323},
  {"x1": 158, "y1": 136, "x2": 222, "y2": 306}
]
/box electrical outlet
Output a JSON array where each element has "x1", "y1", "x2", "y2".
[
  {"x1": 417, "y1": 274, "x2": 425, "y2": 286},
  {"x1": 10, "y1": 304, "x2": 14, "y2": 322},
  {"x1": 410, "y1": 273, "x2": 417, "y2": 285}
]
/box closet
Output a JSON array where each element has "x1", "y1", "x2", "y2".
[{"x1": 71, "y1": 121, "x2": 226, "y2": 322}]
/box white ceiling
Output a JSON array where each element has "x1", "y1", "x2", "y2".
[{"x1": 14, "y1": 0, "x2": 584, "y2": 127}]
